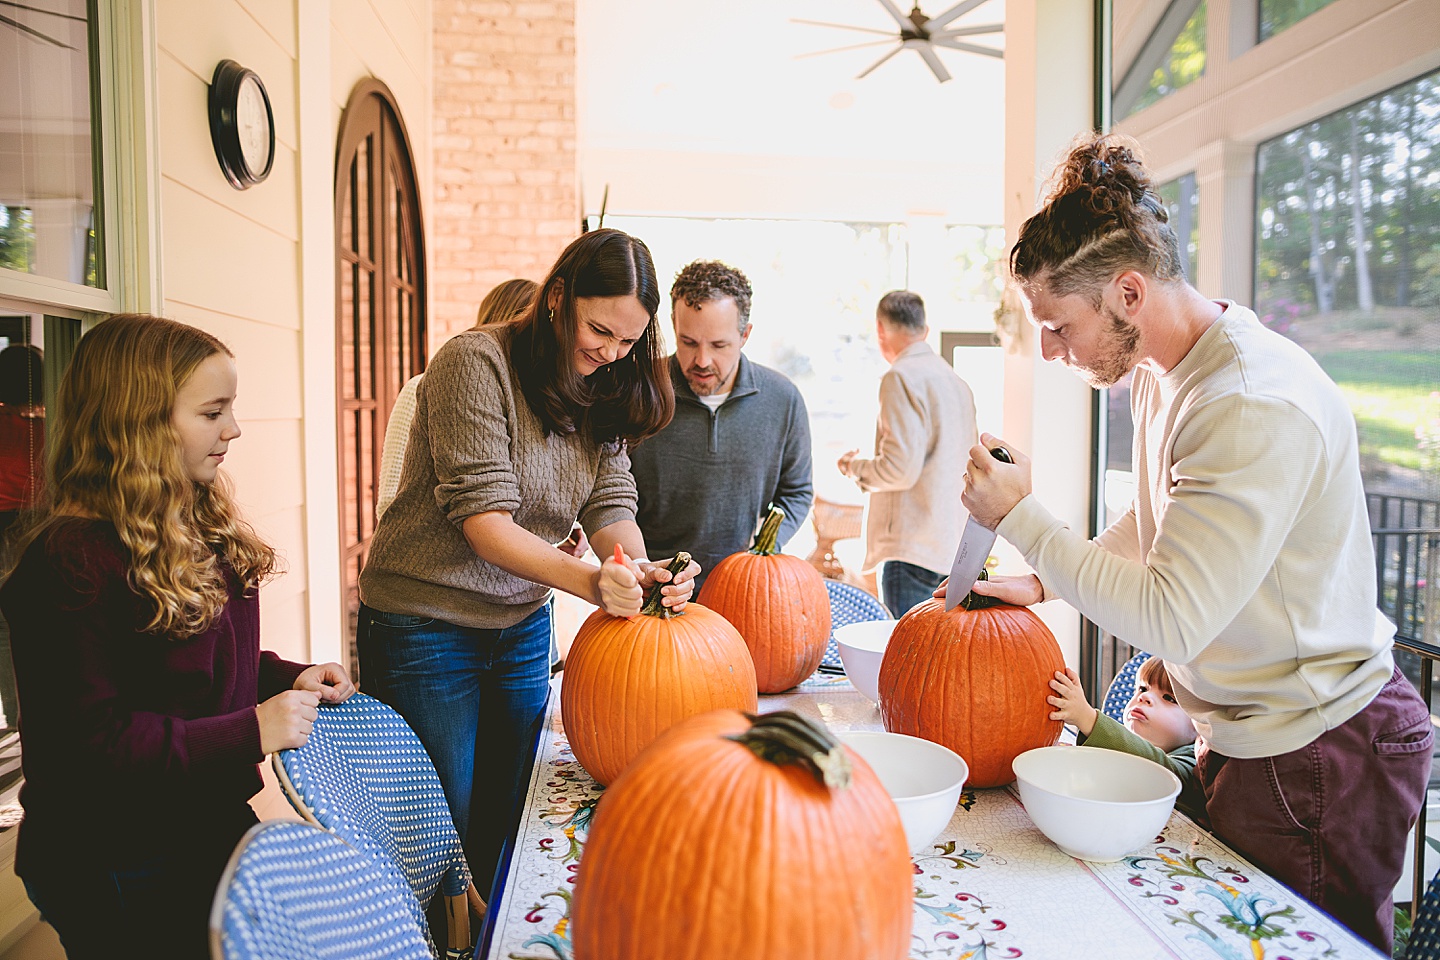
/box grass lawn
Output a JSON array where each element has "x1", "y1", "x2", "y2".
[{"x1": 1310, "y1": 351, "x2": 1439, "y2": 472}]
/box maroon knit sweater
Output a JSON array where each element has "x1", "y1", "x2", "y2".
[{"x1": 0, "y1": 518, "x2": 308, "y2": 872}]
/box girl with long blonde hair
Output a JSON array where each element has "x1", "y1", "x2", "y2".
[{"x1": 0, "y1": 314, "x2": 355, "y2": 959}]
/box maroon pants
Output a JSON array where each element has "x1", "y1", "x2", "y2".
[{"x1": 1196, "y1": 667, "x2": 1432, "y2": 955}]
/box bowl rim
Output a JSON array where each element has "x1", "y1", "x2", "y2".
[
  {"x1": 1011, "y1": 744, "x2": 1181, "y2": 807},
  {"x1": 838, "y1": 730, "x2": 970, "y2": 803},
  {"x1": 833, "y1": 621, "x2": 897, "y2": 656}
]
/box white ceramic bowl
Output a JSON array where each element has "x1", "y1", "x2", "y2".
[
  {"x1": 1011, "y1": 745, "x2": 1181, "y2": 862},
  {"x1": 840, "y1": 731, "x2": 969, "y2": 853},
  {"x1": 834, "y1": 620, "x2": 897, "y2": 703}
]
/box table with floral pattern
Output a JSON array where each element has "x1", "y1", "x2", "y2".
[{"x1": 481, "y1": 674, "x2": 1383, "y2": 960}]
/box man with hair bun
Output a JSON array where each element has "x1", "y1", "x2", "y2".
[
  {"x1": 629, "y1": 259, "x2": 813, "y2": 590},
  {"x1": 838, "y1": 290, "x2": 978, "y2": 618},
  {"x1": 956, "y1": 133, "x2": 1428, "y2": 953}
]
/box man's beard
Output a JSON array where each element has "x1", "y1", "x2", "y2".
[
  {"x1": 1076, "y1": 304, "x2": 1141, "y2": 389},
  {"x1": 685, "y1": 365, "x2": 725, "y2": 396}
]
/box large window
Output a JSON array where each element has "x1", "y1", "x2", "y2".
[
  {"x1": 1258, "y1": 0, "x2": 1340, "y2": 43},
  {"x1": 1255, "y1": 68, "x2": 1440, "y2": 644},
  {"x1": 1112, "y1": 0, "x2": 1207, "y2": 121},
  {"x1": 600, "y1": 216, "x2": 1005, "y2": 568},
  {"x1": 0, "y1": 0, "x2": 102, "y2": 290}
]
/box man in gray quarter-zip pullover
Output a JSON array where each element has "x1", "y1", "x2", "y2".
[{"x1": 629, "y1": 260, "x2": 813, "y2": 591}]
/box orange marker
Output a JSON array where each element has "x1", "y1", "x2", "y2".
[{"x1": 613, "y1": 543, "x2": 625, "y2": 565}]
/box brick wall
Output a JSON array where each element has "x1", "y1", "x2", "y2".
[{"x1": 431, "y1": 1, "x2": 579, "y2": 347}]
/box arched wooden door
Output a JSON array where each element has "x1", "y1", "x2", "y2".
[{"x1": 335, "y1": 79, "x2": 425, "y2": 673}]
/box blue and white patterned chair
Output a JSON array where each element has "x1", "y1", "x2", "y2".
[
  {"x1": 1407, "y1": 869, "x2": 1440, "y2": 959},
  {"x1": 1101, "y1": 650, "x2": 1153, "y2": 722},
  {"x1": 210, "y1": 820, "x2": 433, "y2": 960},
  {"x1": 272, "y1": 693, "x2": 481, "y2": 959},
  {"x1": 822, "y1": 580, "x2": 893, "y2": 671}
]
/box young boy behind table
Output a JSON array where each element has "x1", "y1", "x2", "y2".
[{"x1": 1048, "y1": 658, "x2": 1205, "y2": 817}]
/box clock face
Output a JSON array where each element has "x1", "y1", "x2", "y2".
[{"x1": 236, "y1": 75, "x2": 271, "y2": 176}]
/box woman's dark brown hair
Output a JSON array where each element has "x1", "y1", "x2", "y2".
[
  {"x1": 507, "y1": 229, "x2": 673, "y2": 444},
  {"x1": 1010, "y1": 133, "x2": 1185, "y2": 304}
]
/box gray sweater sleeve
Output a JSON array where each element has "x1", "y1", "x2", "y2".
[{"x1": 772, "y1": 389, "x2": 814, "y2": 548}]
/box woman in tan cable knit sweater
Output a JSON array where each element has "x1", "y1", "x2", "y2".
[{"x1": 358, "y1": 229, "x2": 698, "y2": 900}]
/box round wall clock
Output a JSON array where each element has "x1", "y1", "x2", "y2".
[{"x1": 208, "y1": 59, "x2": 275, "y2": 190}]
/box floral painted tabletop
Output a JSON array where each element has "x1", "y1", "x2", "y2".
[{"x1": 481, "y1": 674, "x2": 1382, "y2": 960}]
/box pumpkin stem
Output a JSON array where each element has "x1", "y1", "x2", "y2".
[
  {"x1": 726, "y1": 711, "x2": 852, "y2": 790},
  {"x1": 640, "y1": 552, "x2": 692, "y2": 619},
  {"x1": 749, "y1": 504, "x2": 785, "y2": 556},
  {"x1": 961, "y1": 568, "x2": 1006, "y2": 611}
]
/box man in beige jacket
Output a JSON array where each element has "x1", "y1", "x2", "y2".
[{"x1": 838, "y1": 290, "x2": 978, "y2": 617}]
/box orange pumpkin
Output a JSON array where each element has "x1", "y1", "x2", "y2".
[
  {"x1": 697, "y1": 505, "x2": 832, "y2": 693},
  {"x1": 878, "y1": 587, "x2": 1064, "y2": 787},
  {"x1": 561, "y1": 554, "x2": 758, "y2": 786},
  {"x1": 571, "y1": 709, "x2": 912, "y2": 960}
]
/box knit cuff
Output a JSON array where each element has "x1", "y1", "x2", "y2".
[{"x1": 183, "y1": 708, "x2": 264, "y2": 767}]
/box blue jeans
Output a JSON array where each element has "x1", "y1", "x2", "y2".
[
  {"x1": 880, "y1": 560, "x2": 946, "y2": 619},
  {"x1": 356, "y1": 603, "x2": 551, "y2": 895}
]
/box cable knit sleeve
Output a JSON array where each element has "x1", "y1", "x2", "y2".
[
  {"x1": 425, "y1": 334, "x2": 523, "y2": 524},
  {"x1": 578, "y1": 440, "x2": 638, "y2": 538}
]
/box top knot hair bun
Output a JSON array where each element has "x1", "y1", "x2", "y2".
[{"x1": 1052, "y1": 136, "x2": 1164, "y2": 228}]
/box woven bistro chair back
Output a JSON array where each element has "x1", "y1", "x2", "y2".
[
  {"x1": 1101, "y1": 651, "x2": 1154, "y2": 723},
  {"x1": 210, "y1": 820, "x2": 433, "y2": 960},
  {"x1": 272, "y1": 692, "x2": 481, "y2": 957},
  {"x1": 821, "y1": 579, "x2": 894, "y2": 672}
]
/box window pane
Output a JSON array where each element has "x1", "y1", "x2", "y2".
[
  {"x1": 1254, "y1": 68, "x2": 1440, "y2": 643},
  {"x1": 0, "y1": 0, "x2": 102, "y2": 288},
  {"x1": 1259, "y1": 0, "x2": 1340, "y2": 43},
  {"x1": 1157, "y1": 172, "x2": 1200, "y2": 283},
  {"x1": 1113, "y1": 0, "x2": 1207, "y2": 121}
]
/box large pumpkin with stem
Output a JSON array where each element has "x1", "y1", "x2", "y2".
[
  {"x1": 878, "y1": 577, "x2": 1065, "y2": 787},
  {"x1": 697, "y1": 505, "x2": 832, "y2": 693},
  {"x1": 562, "y1": 553, "x2": 758, "y2": 786},
  {"x1": 571, "y1": 709, "x2": 912, "y2": 960}
]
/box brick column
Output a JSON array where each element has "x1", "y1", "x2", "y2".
[{"x1": 432, "y1": 1, "x2": 580, "y2": 346}]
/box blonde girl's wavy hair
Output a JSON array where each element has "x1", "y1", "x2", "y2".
[{"x1": 19, "y1": 313, "x2": 277, "y2": 638}]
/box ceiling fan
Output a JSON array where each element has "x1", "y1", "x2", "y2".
[{"x1": 795, "y1": 0, "x2": 1003, "y2": 84}]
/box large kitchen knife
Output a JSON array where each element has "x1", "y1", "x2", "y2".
[{"x1": 945, "y1": 445, "x2": 1014, "y2": 611}]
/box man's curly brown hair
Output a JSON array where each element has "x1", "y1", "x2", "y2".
[{"x1": 670, "y1": 260, "x2": 753, "y2": 333}]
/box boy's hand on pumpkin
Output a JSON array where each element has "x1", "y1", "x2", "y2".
[
  {"x1": 1046, "y1": 668, "x2": 1098, "y2": 737},
  {"x1": 598, "y1": 545, "x2": 644, "y2": 617}
]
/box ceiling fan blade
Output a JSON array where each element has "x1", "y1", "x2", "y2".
[
  {"x1": 929, "y1": 36, "x2": 1004, "y2": 58},
  {"x1": 873, "y1": 0, "x2": 913, "y2": 32},
  {"x1": 931, "y1": 22, "x2": 1004, "y2": 38},
  {"x1": 791, "y1": 18, "x2": 897, "y2": 37},
  {"x1": 796, "y1": 38, "x2": 900, "y2": 60},
  {"x1": 856, "y1": 44, "x2": 904, "y2": 79},
  {"x1": 914, "y1": 43, "x2": 953, "y2": 83},
  {"x1": 924, "y1": 0, "x2": 989, "y2": 31}
]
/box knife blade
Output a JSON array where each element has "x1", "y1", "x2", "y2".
[{"x1": 945, "y1": 446, "x2": 1013, "y2": 611}]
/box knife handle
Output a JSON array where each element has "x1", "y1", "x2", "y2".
[{"x1": 988, "y1": 446, "x2": 1013, "y2": 464}]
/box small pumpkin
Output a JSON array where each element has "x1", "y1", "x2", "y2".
[
  {"x1": 878, "y1": 579, "x2": 1065, "y2": 787},
  {"x1": 571, "y1": 709, "x2": 912, "y2": 960},
  {"x1": 697, "y1": 505, "x2": 832, "y2": 693},
  {"x1": 561, "y1": 553, "x2": 758, "y2": 786}
]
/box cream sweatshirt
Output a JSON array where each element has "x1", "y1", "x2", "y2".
[{"x1": 999, "y1": 302, "x2": 1392, "y2": 758}]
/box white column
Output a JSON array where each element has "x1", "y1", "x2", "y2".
[
  {"x1": 297, "y1": 0, "x2": 342, "y2": 664},
  {"x1": 1194, "y1": 139, "x2": 1256, "y2": 301},
  {"x1": 1000, "y1": 0, "x2": 1097, "y2": 663}
]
